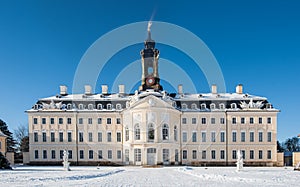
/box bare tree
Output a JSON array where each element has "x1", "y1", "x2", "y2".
[{"x1": 14, "y1": 125, "x2": 29, "y2": 153}]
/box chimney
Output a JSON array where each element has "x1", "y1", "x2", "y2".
[
  {"x1": 178, "y1": 84, "x2": 183, "y2": 95},
  {"x1": 84, "y1": 85, "x2": 92, "y2": 95},
  {"x1": 236, "y1": 84, "x2": 243, "y2": 94},
  {"x1": 101, "y1": 85, "x2": 108, "y2": 94},
  {"x1": 59, "y1": 85, "x2": 67, "y2": 96},
  {"x1": 211, "y1": 84, "x2": 217, "y2": 94},
  {"x1": 119, "y1": 84, "x2": 125, "y2": 94}
]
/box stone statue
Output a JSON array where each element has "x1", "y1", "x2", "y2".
[
  {"x1": 62, "y1": 149, "x2": 71, "y2": 171},
  {"x1": 236, "y1": 150, "x2": 244, "y2": 171}
]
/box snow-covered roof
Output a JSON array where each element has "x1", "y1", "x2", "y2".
[{"x1": 0, "y1": 130, "x2": 7, "y2": 137}]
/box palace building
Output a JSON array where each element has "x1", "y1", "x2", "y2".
[{"x1": 26, "y1": 26, "x2": 279, "y2": 166}]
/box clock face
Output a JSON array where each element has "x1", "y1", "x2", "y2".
[{"x1": 146, "y1": 77, "x2": 155, "y2": 86}]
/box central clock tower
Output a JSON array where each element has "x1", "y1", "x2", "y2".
[{"x1": 139, "y1": 22, "x2": 163, "y2": 91}]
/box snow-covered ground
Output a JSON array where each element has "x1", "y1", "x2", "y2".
[{"x1": 0, "y1": 165, "x2": 299, "y2": 186}]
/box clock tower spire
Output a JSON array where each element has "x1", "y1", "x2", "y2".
[{"x1": 139, "y1": 21, "x2": 163, "y2": 91}]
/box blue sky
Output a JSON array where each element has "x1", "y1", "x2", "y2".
[{"x1": 0, "y1": 0, "x2": 299, "y2": 142}]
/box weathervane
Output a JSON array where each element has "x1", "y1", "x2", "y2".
[{"x1": 147, "y1": 21, "x2": 152, "y2": 40}]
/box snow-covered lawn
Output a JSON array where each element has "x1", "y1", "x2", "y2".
[{"x1": 0, "y1": 165, "x2": 299, "y2": 186}]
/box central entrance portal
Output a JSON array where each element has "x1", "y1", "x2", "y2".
[{"x1": 147, "y1": 148, "x2": 156, "y2": 165}]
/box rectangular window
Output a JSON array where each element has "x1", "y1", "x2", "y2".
[
  {"x1": 267, "y1": 132, "x2": 272, "y2": 142},
  {"x1": 220, "y1": 132, "x2": 225, "y2": 142},
  {"x1": 211, "y1": 118, "x2": 215, "y2": 124},
  {"x1": 232, "y1": 132, "x2": 237, "y2": 142},
  {"x1": 49, "y1": 134, "x2": 56, "y2": 144},
  {"x1": 51, "y1": 150, "x2": 55, "y2": 159},
  {"x1": 88, "y1": 118, "x2": 92, "y2": 124},
  {"x1": 98, "y1": 118, "x2": 102, "y2": 124},
  {"x1": 98, "y1": 132, "x2": 102, "y2": 142},
  {"x1": 250, "y1": 150, "x2": 254, "y2": 159},
  {"x1": 211, "y1": 150, "x2": 216, "y2": 159},
  {"x1": 79, "y1": 150, "x2": 84, "y2": 159},
  {"x1": 241, "y1": 132, "x2": 245, "y2": 142},
  {"x1": 125, "y1": 149, "x2": 129, "y2": 162},
  {"x1": 182, "y1": 132, "x2": 187, "y2": 142},
  {"x1": 201, "y1": 132, "x2": 206, "y2": 142},
  {"x1": 259, "y1": 117, "x2": 263, "y2": 124},
  {"x1": 107, "y1": 118, "x2": 112, "y2": 124},
  {"x1": 116, "y1": 118, "x2": 121, "y2": 124},
  {"x1": 163, "y1": 149, "x2": 169, "y2": 162},
  {"x1": 232, "y1": 150, "x2": 237, "y2": 159},
  {"x1": 220, "y1": 118, "x2": 225, "y2": 124},
  {"x1": 192, "y1": 118, "x2": 197, "y2": 124},
  {"x1": 192, "y1": 132, "x2": 197, "y2": 142},
  {"x1": 232, "y1": 117, "x2": 237, "y2": 124},
  {"x1": 89, "y1": 150, "x2": 94, "y2": 159},
  {"x1": 43, "y1": 150, "x2": 47, "y2": 159},
  {"x1": 59, "y1": 118, "x2": 63, "y2": 124},
  {"x1": 250, "y1": 132, "x2": 254, "y2": 142},
  {"x1": 117, "y1": 150, "x2": 122, "y2": 159},
  {"x1": 241, "y1": 117, "x2": 245, "y2": 124},
  {"x1": 78, "y1": 118, "x2": 83, "y2": 124},
  {"x1": 259, "y1": 150, "x2": 263, "y2": 159},
  {"x1": 125, "y1": 129, "x2": 129, "y2": 141},
  {"x1": 88, "y1": 132, "x2": 93, "y2": 142},
  {"x1": 67, "y1": 132, "x2": 72, "y2": 142},
  {"x1": 33, "y1": 118, "x2": 38, "y2": 125},
  {"x1": 267, "y1": 150, "x2": 272, "y2": 159},
  {"x1": 42, "y1": 132, "x2": 46, "y2": 142},
  {"x1": 79, "y1": 132, "x2": 83, "y2": 142},
  {"x1": 34, "y1": 150, "x2": 39, "y2": 159},
  {"x1": 182, "y1": 150, "x2": 187, "y2": 160},
  {"x1": 134, "y1": 149, "x2": 141, "y2": 161},
  {"x1": 201, "y1": 118, "x2": 206, "y2": 124},
  {"x1": 250, "y1": 117, "x2": 254, "y2": 124},
  {"x1": 267, "y1": 117, "x2": 272, "y2": 124},
  {"x1": 202, "y1": 150, "x2": 206, "y2": 159},
  {"x1": 220, "y1": 150, "x2": 225, "y2": 159},
  {"x1": 34, "y1": 132, "x2": 38, "y2": 142},
  {"x1": 68, "y1": 150, "x2": 72, "y2": 159},
  {"x1": 60, "y1": 150, "x2": 64, "y2": 159},
  {"x1": 241, "y1": 150, "x2": 245, "y2": 159},
  {"x1": 211, "y1": 132, "x2": 216, "y2": 142},
  {"x1": 175, "y1": 149, "x2": 179, "y2": 162},
  {"x1": 117, "y1": 132, "x2": 121, "y2": 142},
  {"x1": 98, "y1": 150, "x2": 103, "y2": 159},
  {"x1": 192, "y1": 150, "x2": 197, "y2": 159},
  {"x1": 182, "y1": 118, "x2": 187, "y2": 124},
  {"x1": 59, "y1": 132, "x2": 63, "y2": 142},
  {"x1": 107, "y1": 132, "x2": 112, "y2": 142},
  {"x1": 67, "y1": 118, "x2": 72, "y2": 124},
  {"x1": 50, "y1": 118, "x2": 54, "y2": 124},
  {"x1": 259, "y1": 132, "x2": 263, "y2": 142},
  {"x1": 42, "y1": 118, "x2": 46, "y2": 124}
]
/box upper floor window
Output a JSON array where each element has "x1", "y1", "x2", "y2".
[
  {"x1": 258, "y1": 117, "x2": 263, "y2": 124},
  {"x1": 88, "y1": 104, "x2": 94, "y2": 110},
  {"x1": 107, "y1": 104, "x2": 112, "y2": 110},
  {"x1": 58, "y1": 118, "x2": 63, "y2": 125},
  {"x1": 231, "y1": 103, "x2": 237, "y2": 109},
  {"x1": 266, "y1": 103, "x2": 272, "y2": 109},
  {"x1": 191, "y1": 103, "x2": 197, "y2": 110},
  {"x1": 97, "y1": 104, "x2": 103, "y2": 110},
  {"x1": 219, "y1": 103, "x2": 225, "y2": 109},
  {"x1": 134, "y1": 124, "x2": 140, "y2": 140},
  {"x1": 201, "y1": 118, "x2": 206, "y2": 124},
  {"x1": 174, "y1": 126, "x2": 178, "y2": 141},
  {"x1": 67, "y1": 118, "x2": 72, "y2": 124},
  {"x1": 232, "y1": 117, "x2": 237, "y2": 124},
  {"x1": 162, "y1": 124, "x2": 169, "y2": 140},
  {"x1": 107, "y1": 132, "x2": 112, "y2": 142},
  {"x1": 267, "y1": 117, "x2": 272, "y2": 124},
  {"x1": 241, "y1": 117, "x2": 245, "y2": 124},
  {"x1": 78, "y1": 104, "x2": 84, "y2": 110},
  {"x1": 200, "y1": 103, "x2": 206, "y2": 110},
  {"x1": 250, "y1": 117, "x2": 254, "y2": 124},
  {"x1": 182, "y1": 132, "x2": 187, "y2": 142},
  {"x1": 50, "y1": 118, "x2": 54, "y2": 125},
  {"x1": 42, "y1": 118, "x2": 46, "y2": 125},
  {"x1": 67, "y1": 104, "x2": 72, "y2": 110},
  {"x1": 210, "y1": 103, "x2": 216, "y2": 110},
  {"x1": 116, "y1": 118, "x2": 121, "y2": 124},
  {"x1": 78, "y1": 118, "x2": 83, "y2": 124},
  {"x1": 125, "y1": 127, "x2": 129, "y2": 141},
  {"x1": 88, "y1": 118, "x2": 92, "y2": 124},
  {"x1": 33, "y1": 118, "x2": 38, "y2": 125},
  {"x1": 98, "y1": 118, "x2": 102, "y2": 124},
  {"x1": 220, "y1": 118, "x2": 225, "y2": 124},
  {"x1": 116, "y1": 104, "x2": 122, "y2": 110},
  {"x1": 211, "y1": 118, "x2": 216, "y2": 124},
  {"x1": 181, "y1": 103, "x2": 187, "y2": 110},
  {"x1": 107, "y1": 118, "x2": 112, "y2": 124},
  {"x1": 182, "y1": 118, "x2": 187, "y2": 124},
  {"x1": 34, "y1": 132, "x2": 38, "y2": 142},
  {"x1": 192, "y1": 118, "x2": 197, "y2": 124}
]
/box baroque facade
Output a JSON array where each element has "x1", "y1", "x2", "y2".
[{"x1": 26, "y1": 26, "x2": 279, "y2": 166}]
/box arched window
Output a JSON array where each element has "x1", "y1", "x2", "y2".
[
  {"x1": 181, "y1": 103, "x2": 187, "y2": 110},
  {"x1": 116, "y1": 103, "x2": 122, "y2": 110},
  {"x1": 210, "y1": 103, "x2": 216, "y2": 110},
  {"x1": 88, "y1": 104, "x2": 94, "y2": 110},
  {"x1": 219, "y1": 103, "x2": 225, "y2": 110},
  {"x1": 67, "y1": 104, "x2": 72, "y2": 110},
  {"x1": 231, "y1": 103, "x2": 237, "y2": 109},
  {"x1": 162, "y1": 124, "x2": 169, "y2": 140},
  {"x1": 134, "y1": 124, "x2": 140, "y2": 140},
  {"x1": 174, "y1": 126, "x2": 178, "y2": 141},
  {"x1": 147, "y1": 123, "x2": 155, "y2": 142},
  {"x1": 191, "y1": 103, "x2": 197, "y2": 110},
  {"x1": 125, "y1": 127, "x2": 129, "y2": 141},
  {"x1": 107, "y1": 104, "x2": 112, "y2": 110},
  {"x1": 97, "y1": 104, "x2": 103, "y2": 110},
  {"x1": 201, "y1": 103, "x2": 206, "y2": 110},
  {"x1": 78, "y1": 104, "x2": 84, "y2": 110}
]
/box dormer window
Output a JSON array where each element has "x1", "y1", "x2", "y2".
[
  {"x1": 266, "y1": 103, "x2": 272, "y2": 109},
  {"x1": 97, "y1": 104, "x2": 103, "y2": 110},
  {"x1": 181, "y1": 103, "x2": 187, "y2": 110},
  {"x1": 200, "y1": 103, "x2": 206, "y2": 110},
  {"x1": 88, "y1": 104, "x2": 94, "y2": 110},
  {"x1": 210, "y1": 103, "x2": 216, "y2": 110},
  {"x1": 191, "y1": 103, "x2": 197, "y2": 110},
  {"x1": 67, "y1": 104, "x2": 72, "y2": 110},
  {"x1": 107, "y1": 104, "x2": 112, "y2": 110},
  {"x1": 78, "y1": 104, "x2": 84, "y2": 110},
  {"x1": 219, "y1": 103, "x2": 225, "y2": 110},
  {"x1": 231, "y1": 103, "x2": 237, "y2": 109},
  {"x1": 34, "y1": 104, "x2": 39, "y2": 110},
  {"x1": 116, "y1": 104, "x2": 122, "y2": 110}
]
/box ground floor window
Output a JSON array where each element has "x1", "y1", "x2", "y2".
[
  {"x1": 98, "y1": 150, "x2": 103, "y2": 159},
  {"x1": 117, "y1": 150, "x2": 122, "y2": 159},
  {"x1": 134, "y1": 149, "x2": 141, "y2": 162},
  {"x1": 34, "y1": 150, "x2": 39, "y2": 159},
  {"x1": 220, "y1": 150, "x2": 225, "y2": 159},
  {"x1": 163, "y1": 149, "x2": 169, "y2": 162},
  {"x1": 259, "y1": 150, "x2": 263, "y2": 159},
  {"x1": 79, "y1": 150, "x2": 84, "y2": 159},
  {"x1": 182, "y1": 150, "x2": 187, "y2": 160},
  {"x1": 51, "y1": 150, "x2": 56, "y2": 159},
  {"x1": 125, "y1": 149, "x2": 129, "y2": 162},
  {"x1": 192, "y1": 150, "x2": 197, "y2": 159},
  {"x1": 250, "y1": 150, "x2": 254, "y2": 159},
  {"x1": 89, "y1": 150, "x2": 94, "y2": 159},
  {"x1": 108, "y1": 150, "x2": 112, "y2": 159},
  {"x1": 175, "y1": 149, "x2": 179, "y2": 162},
  {"x1": 202, "y1": 150, "x2": 206, "y2": 159},
  {"x1": 68, "y1": 150, "x2": 72, "y2": 159},
  {"x1": 43, "y1": 150, "x2": 47, "y2": 159},
  {"x1": 60, "y1": 150, "x2": 64, "y2": 159},
  {"x1": 211, "y1": 150, "x2": 215, "y2": 159},
  {"x1": 232, "y1": 150, "x2": 237, "y2": 159},
  {"x1": 267, "y1": 150, "x2": 272, "y2": 159}
]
